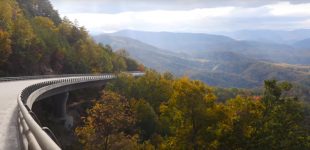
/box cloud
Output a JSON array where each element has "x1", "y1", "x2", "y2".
[
  {"x1": 61, "y1": 7, "x2": 235, "y2": 33},
  {"x1": 267, "y1": 2, "x2": 310, "y2": 16},
  {"x1": 50, "y1": 0, "x2": 310, "y2": 13},
  {"x1": 50, "y1": 1, "x2": 310, "y2": 34}
]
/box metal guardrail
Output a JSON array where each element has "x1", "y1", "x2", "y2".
[
  {"x1": 0, "y1": 74, "x2": 84, "y2": 82},
  {"x1": 0, "y1": 71, "x2": 143, "y2": 82},
  {"x1": 15, "y1": 72, "x2": 144, "y2": 150}
]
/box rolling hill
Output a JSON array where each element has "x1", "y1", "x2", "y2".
[
  {"x1": 111, "y1": 30, "x2": 310, "y2": 65},
  {"x1": 112, "y1": 30, "x2": 236, "y2": 52},
  {"x1": 94, "y1": 33, "x2": 310, "y2": 88},
  {"x1": 94, "y1": 34, "x2": 207, "y2": 75}
]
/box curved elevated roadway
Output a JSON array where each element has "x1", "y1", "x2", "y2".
[{"x1": 0, "y1": 73, "x2": 143, "y2": 150}]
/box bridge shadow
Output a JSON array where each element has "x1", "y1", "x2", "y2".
[{"x1": 3, "y1": 106, "x2": 21, "y2": 150}]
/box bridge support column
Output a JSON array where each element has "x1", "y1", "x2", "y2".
[
  {"x1": 52, "y1": 92, "x2": 69, "y2": 118},
  {"x1": 51, "y1": 92, "x2": 73, "y2": 129}
]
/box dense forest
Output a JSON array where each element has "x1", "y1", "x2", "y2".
[
  {"x1": 69, "y1": 70, "x2": 310, "y2": 150},
  {"x1": 0, "y1": 0, "x2": 141, "y2": 76}
]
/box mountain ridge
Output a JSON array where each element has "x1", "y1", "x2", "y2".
[
  {"x1": 94, "y1": 33, "x2": 310, "y2": 88},
  {"x1": 224, "y1": 29, "x2": 310, "y2": 44},
  {"x1": 109, "y1": 29, "x2": 310, "y2": 65}
]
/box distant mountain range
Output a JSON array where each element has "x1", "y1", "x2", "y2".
[
  {"x1": 111, "y1": 30, "x2": 310, "y2": 65},
  {"x1": 93, "y1": 30, "x2": 310, "y2": 88},
  {"x1": 112, "y1": 30, "x2": 236, "y2": 52},
  {"x1": 224, "y1": 29, "x2": 310, "y2": 44},
  {"x1": 294, "y1": 38, "x2": 310, "y2": 49}
]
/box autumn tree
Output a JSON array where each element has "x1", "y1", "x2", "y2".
[
  {"x1": 75, "y1": 91, "x2": 138, "y2": 150},
  {"x1": 106, "y1": 70, "x2": 173, "y2": 112},
  {"x1": 0, "y1": 0, "x2": 138, "y2": 76},
  {"x1": 0, "y1": 0, "x2": 13, "y2": 31},
  {"x1": 104, "y1": 71, "x2": 310, "y2": 149},
  {"x1": 0, "y1": 30, "x2": 12, "y2": 65},
  {"x1": 219, "y1": 96, "x2": 264, "y2": 149},
  {"x1": 160, "y1": 77, "x2": 226, "y2": 150}
]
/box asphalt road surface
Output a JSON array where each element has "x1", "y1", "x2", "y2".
[{"x1": 0, "y1": 78, "x2": 67, "y2": 150}]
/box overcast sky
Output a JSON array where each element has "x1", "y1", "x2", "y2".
[{"x1": 49, "y1": 0, "x2": 310, "y2": 34}]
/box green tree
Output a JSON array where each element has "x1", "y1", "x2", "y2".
[
  {"x1": 106, "y1": 73, "x2": 135, "y2": 97},
  {"x1": 219, "y1": 80, "x2": 310, "y2": 150},
  {"x1": 132, "y1": 99, "x2": 160, "y2": 140},
  {"x1": 133, "y1": 70, "x2": 173, "y2": 112},
  {"x1": 17, "y1": 0, "x2": 61, "y2": 24},
  {"x1": 112, "y1": 55, "x2": 127, "y2": 72},
  {"x1": 252, "y1": 80, "x2": 310, "y2": 149}
]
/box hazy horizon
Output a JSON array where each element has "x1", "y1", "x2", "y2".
[{"x1": 50, "y1": 0, "x2": 310, "y2": 35}]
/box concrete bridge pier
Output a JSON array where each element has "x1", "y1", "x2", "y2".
[
  {"x1": 52, "y1": 92, "x2": 69, "y2": 118},
  {"x1": 51, "y1": 92, "x2": 73, "y2": 129}
]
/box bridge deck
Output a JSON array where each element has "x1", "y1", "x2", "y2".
[{"x1": 0, "y1": 78, "x2": 70, "y2": 150}]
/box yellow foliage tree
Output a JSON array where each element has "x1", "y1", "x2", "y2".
[
  {"x1": 0, "y1": 0, "x2": 13, "y2": 30},
  {"x1": 0, "y1": 30, "x2": 12, "y2": 64},
  {"x1": 160, "y1": 77, "x2": 226, "y2": 150},
  {"x1": 75, "y1": 91, "x2": 138, "y2": 150}
]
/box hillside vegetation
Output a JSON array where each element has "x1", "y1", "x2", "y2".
[
  {"x1": 0, "y1": 0, "x2": 140, "y2": 76},
  {"x1": 72, "y1": 71, "x2": 310, "y2": 150}
]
